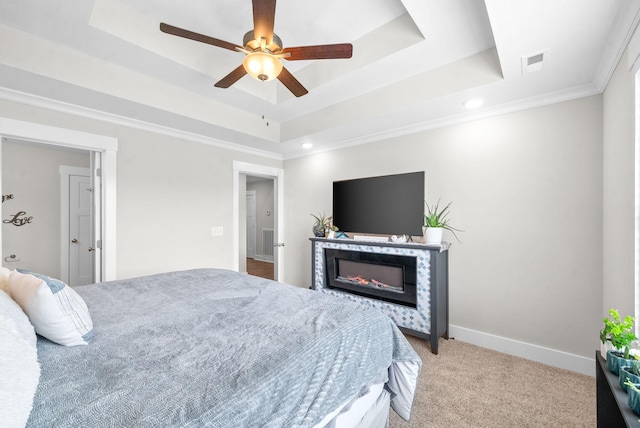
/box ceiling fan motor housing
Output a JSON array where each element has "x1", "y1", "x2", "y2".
[{"x1": 243, "y1": 30, "x2": 283, "y2": 53}]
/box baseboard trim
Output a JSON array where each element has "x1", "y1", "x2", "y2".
[{"x1": 448, "y1": 325, "x2": 595, "y2": 377}]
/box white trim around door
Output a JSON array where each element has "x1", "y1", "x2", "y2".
[{"x1": 233, "y1": 161, "x2": 284, "y2": 281}]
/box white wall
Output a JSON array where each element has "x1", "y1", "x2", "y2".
[
  {"x1": 602, "y1": 45, "x2": 636, "y2": 320},
  {"x1": 284, "y1": 96, "x2": 604, "y2": 362},
  {"x1": 0, "y1": 99, "x2": 282, "y2": 280},
  {"x1": 2, "y1": 139, "x2": 89, "y2": 278}
]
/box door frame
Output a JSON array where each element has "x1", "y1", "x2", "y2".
[
  {"x1": 246, "y1": 189, "x2": 256, "y2": 259},
  {"x1": 233, "y1": 161, "x2": 284, "y2": 281},
  {"x1": 0, "y1": 117, "x2": 118, "y2": 281}
]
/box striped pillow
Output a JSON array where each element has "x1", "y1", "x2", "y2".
[{"x1": 8, "y1": 270, "x2": 93, "y2": 346}]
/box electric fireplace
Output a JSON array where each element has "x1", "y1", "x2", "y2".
[
  {"x1": 324, "y1": 249, "x2": 417, "y2": 308},
  {"x1": 311, "y1": 238, "x2": 449, "y2": 354}
]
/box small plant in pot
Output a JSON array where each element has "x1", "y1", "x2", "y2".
[
  {"x1": 311, "y1": 212, "x2": 333, "y2": 238},
  {"x1": 620, "y1": 359, "x2": 640, "y2": 392},
  {"x1": 624, "y1": 380, "x2": 640, "y2": 416},
  {"x1": 600, "y1": 317, "x2": 615, "y2": 359},
  {"x1": 604, "y1": 308, "x2": 638, "y2": 375},
  {"x1": 423, "y1": 199, "x2": 461, "y2": 244}
]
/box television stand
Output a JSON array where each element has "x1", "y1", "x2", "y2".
[{"x1": 310, "y1": 237, "x2": 449, "y2": 354}]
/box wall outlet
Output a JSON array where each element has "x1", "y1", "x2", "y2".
[{"x1": 211, "y1": 226, "x2": 224, "y2": 236}]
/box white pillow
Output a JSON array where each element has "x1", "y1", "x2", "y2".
[
  {"x1": 0, "y1": 266, "x2": 10, "y2": 293},
  {"x1": 0, "y1": 286, "x2": 36, "y2": 347},
  {"x1": 8, "y1": 270, "x2": 94, "y2": 346},
  {"x1": 0, "y1": 289, "x2": 40, "y2": 427}
]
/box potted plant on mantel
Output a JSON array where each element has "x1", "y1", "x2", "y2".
[
  {"x1": 603, "y1": 308, "x2": 638, "y2": 375},
  {"x1": 311, "y1": 212, "x2": 334, "y2": 238},
  {"x1": 423, "y1": 199, "x2": 461, "y2": 244}
]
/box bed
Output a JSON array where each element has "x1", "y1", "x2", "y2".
[{"x1": 1, "y1": 268, "x2": 421, "y2": 427}]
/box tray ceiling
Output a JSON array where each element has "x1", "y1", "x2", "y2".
[{"x1": 0, "y1": 0, "x2": 637, "y2": 158}]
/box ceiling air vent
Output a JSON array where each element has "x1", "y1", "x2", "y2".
[{"x1": 521, "y1": 49, "x2": 550, "y2": 75}]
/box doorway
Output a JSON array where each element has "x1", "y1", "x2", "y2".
[
  {"x1": 233, "y1": 161, "x2": 284, "y2": 282},
  {"x1": 245, "y1": 178, "x2": 274, "y2": 280},
  {"x1": 0, "y1": 117, "x2": 117, "y2": 282},
  {"x1": 2, "y1": 140, "x2": 92, "y2": 282}
]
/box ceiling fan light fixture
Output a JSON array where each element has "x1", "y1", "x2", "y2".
[{"x1": 243, "y1": 51, "x2": 283, "y2": 82}]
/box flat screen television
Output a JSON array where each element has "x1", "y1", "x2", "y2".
[{"x1": 332, "y1": 171, "x2": 425, "y2": 236}]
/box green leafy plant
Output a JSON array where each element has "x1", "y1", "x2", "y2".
[
  {"x1": 423, "y1": 199, "x2": 461, "y2": 242},
  {"x1": 311, "y1": 212, "x2": 336, "y2": 237},
  {"x1": 625, "y1": 379, "x2": 640, "y2": 392},
  {"x1": 603, "y1": 309, "x2": 637, "y2": 359},
  {"x1": 311, "y1": 212, "x2": 332, "y2": 227},
  {"x1": 600, "y1": 318, "x2": 612, "y2": 345},
  {"x1": 631, "y1": 359, "x2": 640, "y2": 376}
]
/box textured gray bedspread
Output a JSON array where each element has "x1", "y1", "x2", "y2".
[{"x1": 27, "y1": 269, "x2": 421, "y2": 427}]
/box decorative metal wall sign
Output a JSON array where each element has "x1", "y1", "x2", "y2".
[
  {"x1": 4, "y1": 211, "x2": 33, "y2": 226},
  {"x1": 2, "y1": 194, "x2": 34, "y2": 226}
]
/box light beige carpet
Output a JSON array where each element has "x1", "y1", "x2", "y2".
[{"x1": 389, "y1": 336, "x2": 596, "y2": 428}]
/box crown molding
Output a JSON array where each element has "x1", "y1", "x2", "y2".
[
  {"x1": 283, "y1": 83, "x2": 602, "y2": 160},
  {"x1": 0, "y1": 87, "x2": 284, "y2": 161},
  {"x1": 593, "y1": 0, "x2": 640, "y2": 92},
  {"x1": 0, "y1": 81, "x2": 605, "y2": 163}
]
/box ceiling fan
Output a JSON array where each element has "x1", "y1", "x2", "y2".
[{"x1": 159, "y1": 0, "x2": 353, "y2": 97}]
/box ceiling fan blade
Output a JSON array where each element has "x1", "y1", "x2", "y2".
[
  {"x1": 282, "y1": 43, "x2": 353, "y2": 61},
  {"x1": 277, "y1": 67, "x2": 308, "y2": 97},
  {"x1": 252, "y1": 0, "x2": 276, "y2": 45},
  {"x1": 214, "y1": 65, "x2": 248, "y2": 88},
  {"x1": 160, "y1": 23, "x2": 241, "y2": 52}
]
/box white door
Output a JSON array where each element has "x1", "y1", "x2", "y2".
[
  {"x1": 69, "y1": 174, "x2": 93, "y2": 286},
  {"x1": 246, "y1": 190, "x2": 256, "y2": 259}
]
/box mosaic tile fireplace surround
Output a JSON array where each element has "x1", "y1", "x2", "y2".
[{"x1": 310, "y1": 238, "x2": 449, "y2": 354}]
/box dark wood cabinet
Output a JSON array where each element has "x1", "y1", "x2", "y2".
[{"x1": 596, "y1": 351, "x2": 638, "y2": 427}]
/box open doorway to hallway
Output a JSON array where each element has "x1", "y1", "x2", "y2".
[
  {"x1": 246, "y1": 175, "x2": 274, "y2": 280},
  {"x1": 234, "y1": 161, "x2": 284, "y2": 282},
  {"x1": 2, "y1": 138, "x2": 95, "y2": 285}
]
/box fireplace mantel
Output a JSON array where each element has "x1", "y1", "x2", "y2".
[{"x1": 310, "y1": 237, "x2": 449, "y2": 354}]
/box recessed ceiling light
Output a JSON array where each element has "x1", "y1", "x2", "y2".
[
  {"x1": 464, "y1": 99, "x2": 484, "y2": 109},
  {"x1": 302, "y1": 143, "x2": 313, "y2": 149}
]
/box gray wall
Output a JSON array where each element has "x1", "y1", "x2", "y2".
[
  {"x1": 602, "y1": 44, "x2": 635, "y2": 321},
  {"x1": 0, "y1": 99, "x2": 282, "y2": 280},
  {"x1": 2, "y1": 139, "x2": 89, "y2": 278},
  {"x1": 284, "y1": 95, "x2": 604, "y2": 360}
]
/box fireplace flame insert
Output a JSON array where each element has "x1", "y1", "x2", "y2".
[{"x1": 324, "y1": 249, "x2": 417, "y2": 308}]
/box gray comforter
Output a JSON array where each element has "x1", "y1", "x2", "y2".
[{"x1": 27, "y1": 269, "x2": 421, "y2": 427}]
